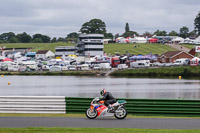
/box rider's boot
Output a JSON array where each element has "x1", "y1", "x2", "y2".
[{"x1": 108, "y1": 104, "x2": 114, "y2": 112}]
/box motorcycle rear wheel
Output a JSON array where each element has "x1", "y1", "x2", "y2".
[
  {"x1": 86, "y1": 108, "x2": 98, "y2": 119},
  {"x1": 114, "y1": 107, "x2": 127, "y2": 119}
]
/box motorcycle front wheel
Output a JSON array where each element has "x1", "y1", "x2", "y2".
[
  {"x1": 114, "y1": 107, "x2": 127, "y2": 119},
  {"x1": 86, "y1": 108, "x2": 98, "y2": 119}
]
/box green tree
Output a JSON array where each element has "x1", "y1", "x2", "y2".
[
  {"x1": 51, "y1": 37, "x2": 57, "y2": 43},
  {"x1": 104, "y1": 33, "x2": 113, "y2": 39},
  {"x1": 179, "y1": 26, "x2": 189, "y2": 38},
  {"x1": 0, "y1": 32, "x2": 15, "y2": 42},
  {"x1": 143, "y1": 31, "x2": 152, "y2": 37},
  {"x1": 66, "y1": 32, "x2": 78, "y2": 42},
  {"x1": 189, "y1": 30, "x2": 197, "y2": 37},
  {"x1": 33, "y1": 34, "x2": 51, "y2": 43},
  {"x1": 122, "y1": 31, "x2": 138, "y2": 38},
  {"x1": 115, "y1": 33, "x2": 120, "y2": 39},
  {"x1": 80, "y1": 18, "x2": 106, "y2": 34},
  {"x1": 33, "y1": 34, "x2": 42, "y2": 40},
  {"x1": 9, "y1": 37, "x2": 18, "y2": 43},
  {"x1": 41, "y1": 35, "x2": 51, "y2": 43},
  {"x1": 154, "y1": 30, "x2": 167, "y2": 36},
  {"x1": 16, "y1": 32, "x2": 32, "y2": 43},
  {"x1": 194, "y1": 11, "x2": 200, "y2": 35},
  {"x1": 67, "y1": 32, "x2": 78, "y2": 38},
  {"x1": 32, "y1": 38, "x2": 42, "y2": 43},
  {"x1": 168, "y1": 30, "x2": 178, "y2": 36},
  {"x1": 194, "y1": 12, "x2": 200, "y2": 35},
  {"x1": 57, "y1": 37, "x2": 66, "y2": 42},
  {"x1": 125, "y1": 23, "x2": 130, "y2": 32}
]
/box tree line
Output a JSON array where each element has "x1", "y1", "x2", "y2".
[
  {"x1": 0, "y1": 11, "x2": 199, "y2": 43},
  {"x1": 0, "y1": 32, "x2": 75, "y2": 43}
]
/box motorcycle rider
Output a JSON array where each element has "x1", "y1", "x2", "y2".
[{"x1": 99, "y1": 89, "x2": 116, "y2": 112}]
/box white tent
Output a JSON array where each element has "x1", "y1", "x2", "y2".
[
  {"x1": 194, "y1": 36, "x2": 200, "y2": 41},
  {"x1": 132, "y1": 37, "x2": 147, "y2": 43},
  {"x1": 172, "y1": 37, "x2": 184, "y2": 43},
  {"x1": 194, "y1": 36, "x2": 200, "y2": 44}
]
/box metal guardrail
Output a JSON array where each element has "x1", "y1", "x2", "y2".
[
  {"x1": 0, "y1": 96, "x2": 66, "y2": 114},
  {"x1": 65, "y1": 97, "x2": 200, "y2": 117}
]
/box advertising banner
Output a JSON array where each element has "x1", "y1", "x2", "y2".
[{"x1": 195, "y1": 46, "x2": 200, "y2": 53}]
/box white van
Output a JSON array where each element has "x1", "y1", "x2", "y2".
[
  {"x1": 80, "y1": 64, "x2": 90, "y2": 70},
  {"x1": 8, "y1": 62, "x2": 19, "y2": 71},
  {"x1": 100, "y1": 63, "x2": 111, "y2": 70},
  {"x1": 130, "y1": 60, "x2": 150, "y2": 68},
  {"x1": 174, "y1": 58, "x2": 190, "y2": 66}
]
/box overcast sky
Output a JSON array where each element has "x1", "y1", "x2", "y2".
[{"x1": 0, "y1": 0, "x2": 199, "y2": 38}]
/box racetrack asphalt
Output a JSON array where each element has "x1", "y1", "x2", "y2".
[{"x1": 0, "y1": 117, "x2": 200, "y2": 129}]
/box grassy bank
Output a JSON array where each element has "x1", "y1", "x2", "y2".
[
  {"x1": 0, "y1": 42, "x2": 74, "y2": 52},
  {"x1": 110, "y1": 66, "x2": 200, "y2": 78},
  {"x1": 104, "y1": 43, "x2": 176, "y2": 55},
  {"x1": 0, "y1": 71, "x2": 103, "y2": 76},
  {"x1": 181, "y1": 44, "x2": 196, "y2": 49},
  {"x1": 0, "y1": 43, "x2": 176, "y2": 55},
  {"x1": 0, "y1": 127, "x2": 199, "y2": 133}
]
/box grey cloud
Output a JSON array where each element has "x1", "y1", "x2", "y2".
[{"x1": 0, "y1": 0, "x2": 199, "y2": 37}]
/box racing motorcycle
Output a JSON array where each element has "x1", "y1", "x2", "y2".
[{"x1": 86, "y1": 97, "x2": 127, "y2": 119}]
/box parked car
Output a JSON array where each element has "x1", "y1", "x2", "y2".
[
  {"x1": 42, "y1": 65, "x2": 50, "y2": 71},
  {"x1": 67, "y1": 65, "x2": 76, "y2": 71},
  {"x1": 93, "y1": 64, "x2": 101, "y2": 70},
  {"x1": 80, "y1": 64, "x2": 90, "y2": 70},
  {"x1": 49, "y1": 66, "x2": 61, "y2": 72},
  {"x1": 163, "y1": 63, "x2": 174, "y2": 67},
  {"x1": 152, "y1": 62, "x2": 165, "y2": 67},
  {"x1": 61, "y1": 66, "x2": 68, "y2": 71},
  {"x1": 118, "y1": 64, "x2": 128, "y2": 70}
]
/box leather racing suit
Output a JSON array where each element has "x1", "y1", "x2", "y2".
[{"x1": 99, "y1": 91, "x2": 116, "y2": 106}]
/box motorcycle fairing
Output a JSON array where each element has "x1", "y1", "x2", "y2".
[{"x1": 95, "y1": 105, "x2": 114, "y2": 117}]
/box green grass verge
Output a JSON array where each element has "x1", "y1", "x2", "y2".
[
  {"x1": 0, "y1": 127, "x2": 199, "y2": 133},
  {"x1": 0, "y1": 71, "x2": 102, "y2": 76},
  {"x1": 180, "y1": 44, "x2": 200, "y2": 57},
  {"x1": 1, "y1": 113, "x2": 200, "y2": 119},
  {"x1": 0, "y1": 42, "x2": 74, "y2": 52},
  {"x1": 110, "y1": 66, "x2": 200, "y2": 78},
  {"x1": 104, "y1": 43, "x2": 176, "y2": 55},
  {"x1": 0, "y1": 43, "x2": 176, "y2": 55},
  {"x1": 180, "y1": 44, "x2": 196, "y2": 49}
]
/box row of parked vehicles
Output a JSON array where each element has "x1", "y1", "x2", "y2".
[
  {"x1": 0, "y1": 60, "x2": 113, "y2": 72},
  {"x1": 1, "y1": 55, "x2": 199, "y2": 72},
  {"x1": 129, "y1": 58, "x2": 196, "y2": 68}
]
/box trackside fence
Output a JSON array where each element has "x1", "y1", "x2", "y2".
[
  {"x1": 65, "y1": 97, "x2": 200, "y2": 117},
  {"x1": 1, "y1": 96, "x2": 200, "y2": 116}
]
